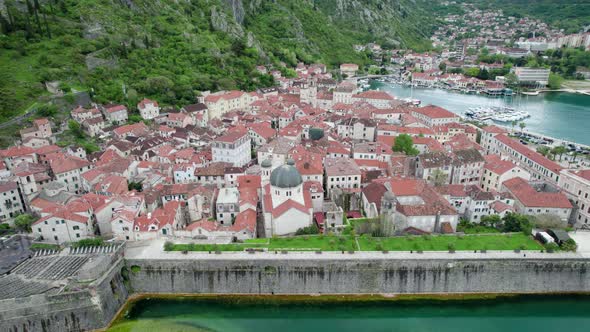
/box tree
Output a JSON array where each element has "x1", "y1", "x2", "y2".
[
  {"x1": 465, "y1": 67, "x2": 480, "y2": 77},
  {"x1": 519, "y1": 122, "x2": 526, "y2": 133},
  {"x1": 392, "y1": 134, "x2": 419, "y2": 156},
  {"x1": 439, "y1": 62, "x2": 447, "y2": 72},
  {"x1": 431, "y1": 168, "x2": 448, "y2": 187},
  {"x1": 502, "y1": 213, "x2": 532, "y2": 234},
  {"x1": 480, "y1": 214, "x2": 501, "y2": 228},
  {"x1": 551, "y1": 146, "x2": 567, "y2": 161},
  {"x1": 548, "y1": 73, "x2": 563, "y2": 89},
  {"x1": 537, "y1": 146, "x2": 550, "y2": 157},
  {"x1": 68, "y1": 120, "x2": 84, "y2": 139},
  {"x1": 505, "y1": 73, "x2": 518, "y2": 88},
  {"x1": 14, "y1": 214, "x2": 36, "y2": 233}
]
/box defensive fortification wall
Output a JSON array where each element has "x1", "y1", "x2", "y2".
[
  {"x1": 0, "y1": 258, "x2": 129, "y2": 332},
  {"x1": 3, "y1": 252, "x2": 590, "y2": 331},
  {"x1": 126, "y1": 254, "x2": 590, "y2": 294}
]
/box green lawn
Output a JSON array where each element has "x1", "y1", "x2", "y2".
[
  {"x1": 167, "y1": 233, "x2": 543, "y2": 252},
  {"x1": 357, "y1": 234, "x2": 542, "y2": 251},
  {"x1": 457, "y1": 225, "x2": 500, "y2": 234},
  {"x1": 168, "y1": 236, "x2": 356, "y2": 252}
]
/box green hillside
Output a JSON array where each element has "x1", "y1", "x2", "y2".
[{"x1": 0, "y1": 0, "x2": 435, "y2": 122}]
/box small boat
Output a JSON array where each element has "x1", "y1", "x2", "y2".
[{"x1": 521, "y1": 91, "x2": 540, "y2": 96}]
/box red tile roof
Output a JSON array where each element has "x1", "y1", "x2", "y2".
[
  {"x1": 138, "y1": 98, "x2": 158, "y2": 110},
  {"x1": 413, "y1": 105, "x2": 457, "y2": 119},
  {"x1": 484, "y1": 154, "x2": 518, "y2": 175},
  {"x1": 503, "y1": 177, "x2": 572, "y2": 209},
  {"x1": 105, "y1": 104, "x2": 127, "y2": 113},
  {"x1": 495, "y1": 134, "x2": 562, "y2": 174},
  {"x1": 354, "y1": 90, "x2": 394, "y2": 100}
]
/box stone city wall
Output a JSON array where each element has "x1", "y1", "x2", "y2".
[
  {"x1": 0, "y1": 258, "x2": 129, "y2": 332},
  {"x1": 126, "y1": 255, "x2": 590, "y2": 294}
]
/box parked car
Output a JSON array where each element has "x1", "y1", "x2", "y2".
[{"x1": 535, "y1": 231, "x2": 554, "y2": 244}]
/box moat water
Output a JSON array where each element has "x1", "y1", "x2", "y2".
[
  {"x1": 108, "y1": 295, "x2": 590, "y2": 332},
  {"x1": 374, "y1": 82, "x2": 590, "y2": 145}
]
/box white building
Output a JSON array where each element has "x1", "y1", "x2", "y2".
[
  {"x1": 211, "y1": 130, "x2": 251, "y2": 167},
  {"x1": 558, "y1": 169, "x2": 590, "y2": 226},
  {"x1": 324, "y1": 157, "x2": 361, "y2": 197},
  {"x1": 513, "y1": 67, "x2": 550, "y2": 87},
  {"x1": 411, "y1": 105, "x2": 460, "y2": 127},
  {"x1": 204, "y1": 90, "x2": 255, "y2": 119},
  {"x1": 481, "y1": 154, "x2": 530, "y2": 192},
  {"x1": 138, "y1": 98, "x2": 160, "y2": 120},
  {"x1": 216, "y1": 187, "x2": 240, "y2": 225},
  {"x1": 0, "y1": 181, "x2": 26, "y2": 222},
  {"x1": 32, "y1": 210, "x2": 95, "y2": 244}
]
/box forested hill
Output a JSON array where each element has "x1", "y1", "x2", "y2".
[{"x1": 0, "y1": 0, "x2": 434, "y2": 121}]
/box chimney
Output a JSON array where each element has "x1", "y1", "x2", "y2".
[{"x1": 147, "y1": 212, "x2": 152, "y2": 219}]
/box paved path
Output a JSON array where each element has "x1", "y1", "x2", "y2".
[
  {"x1": 570, "y1": 231, "x2": 590, "y2": 253},
  {"x1": 125, "y1": 239, "x2": 590, "y2": 261}
]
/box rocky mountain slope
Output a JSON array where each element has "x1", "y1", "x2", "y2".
[{"x1": 0, "y1": 0, "x2": 434, "y2": 120}]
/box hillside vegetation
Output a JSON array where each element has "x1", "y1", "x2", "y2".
[{"x1": 0, "y1": 0, "x2": 434, "y2": 121}]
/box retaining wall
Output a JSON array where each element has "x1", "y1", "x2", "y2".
[{"x1": 126, "y1": 256, "x2": 590, "y2": 294}]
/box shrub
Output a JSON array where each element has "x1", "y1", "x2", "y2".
[
  {"x1": 561, "y1": 239, "x2": 577, "y2": 252},
  {"x1": 295, "y1": 225, "x2": 319, "y2": 235},
  {"x1": 544, "y1": 242, "x2": 559, "y2": 252},
  {"x1": 163, "y1": 241, "x2": 174, "y2": 251},
  {"x1": 447, "y1": 243, "x2": 456, "y2": 251},
  {"x1": 73, "y1": 237, "x2": 104, "y2": 248},
  {"x1": 375, "y1": 244, "x2": 383, "y2": 251}
]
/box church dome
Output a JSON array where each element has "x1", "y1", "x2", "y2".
[
  {"x1": 270, "y1": 160, "x2": 302, "y2": 188},
  {"x1": 261, "y1": 158, "x2": 272, "y2": 168}
]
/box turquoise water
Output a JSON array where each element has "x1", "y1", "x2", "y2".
[
  {"x1": 109, "y1": 295, "x2": 590, "y2": 332},
  {"x1": 375, "y1": 82, "x2": 590, "y2": 145}
]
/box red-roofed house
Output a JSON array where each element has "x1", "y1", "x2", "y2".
[
  {"x1": 133, "y1": 201, "x2": 185, "y2": 240},
  {"x1": 167, "y1": 112, "x2": 193, "y2": 128},
  {"x1": 411, "y1": 105, "x2": 459, "y2": 127},
  {"x1": 204, "y1": 90, "x2": 255, "y2": 119},
  {"x1": 352, "y1": 90, "x2": 395, "y2": 108},
  {"x1": 212, "y1": 128, "x2": 251, "y2": 167},
  {"x1": 502, "y1": 177, "x2": 572, "y2": 221},
  {"x1": 340, "y1": 63, "x2": 359, "y2": 77},
  {"x1": 103, "y1": 104, "x2": 128, "y2": 125},
  {"x1": 112, "y1": 122, "x2": 149, "y2": 139},
  {"x1": 481, "y1": 154, "x2": 530, "y2": 192},
  {"x1": 48, "y1": 153, "x2": 92, "y2": 193},
  {"x1": 248, "y1": 122, "x2": 276, "y2": 146},
  {"x1": 20, "y1": 118, "x2": 52, "y2": 142},
  {"x1": 32, "y1": 209, "x2": 95, "y2": 244},
  {"x1": 488, "y1": 134, "x2": 563, "y2": 184},
  {"x1": 0, "y1": 145, "x2": 37, "y2": 170},
  {"x1": 138, "y1": 98, "x2": 160, "y2": 120}
]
